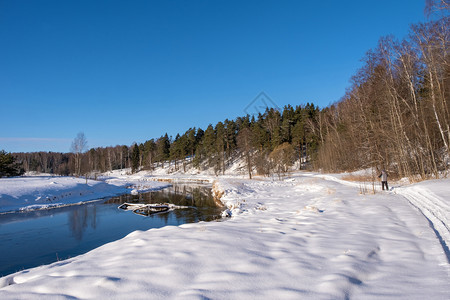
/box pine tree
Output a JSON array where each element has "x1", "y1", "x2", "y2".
[
  {"x1": 170, "y1": 134, "x2": 185, "y2": 171},
  {"x1": 131, "y1": 144, "x2": 140, "y2": 173},
  {"x1": 251, "y1": 121, "x2": 270, "y2": 176},
  {"x1": 215, "y1": 122, "x2": 226, "y2": 175},
  {"x1": 202, "y1": 124, "x2": 216, "y2": 169},
  {"x1": 237, "y1": 127, "x2": 254, "y2": 179},
  {"x1": 118, "y1": 146, "x2": 126, "y2": 169},
  {"x1": 281, "y1": 104, "x2": 295, "y2": 143},
  {"x1": 186, "y1": 128, "x2": 197, "y2": 157},
  {"x1": 143, "y1": 139, "x2": 156, "y2": 170},
  {"x1": 224, "y1": 119, "x2": 237, "y2": 157},
  {"x1": 193, "y1": 128, "x2": 205, "y2": 168},
  {"x1": 156, "y1": 134, "x2": 170, "y2": 168},
  {"x1": 0, "y1": 150, "x2": 24, "y2": 177}
]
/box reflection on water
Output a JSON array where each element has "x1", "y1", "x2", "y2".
[
  {"x1": 106, "y1": 184, "x2": 222, "y2": 223},
  {"x1": 68, "y1": 205, "x2": 98, "y2": 241},
  {"x1": 0, "y1": 184, "x2": 222, "y2": 277},
  {"x1": 107, "y1": 184, "x2": 217, "y2": 206}
]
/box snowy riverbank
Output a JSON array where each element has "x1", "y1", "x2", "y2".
[
  {"x1": 0, "y1": 174, "x2": 171, "y2": 213},
  {"x1": 0, "y1": 172, "x2": 448, "y2": 299}
]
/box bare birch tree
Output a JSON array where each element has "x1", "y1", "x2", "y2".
[{"x1": 71, "y1": 132, "x2": 88, "y2": 176}]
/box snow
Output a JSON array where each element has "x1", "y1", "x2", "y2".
[
  {"x1": 0, "y1": 175, "x2": 171, "y2": 214},
  {"x1": 396, "y1": 179, "x2": 450, "y2": 259},
  {"x1": 0, "y1": 172, "x2": 449, "y2": 299}
]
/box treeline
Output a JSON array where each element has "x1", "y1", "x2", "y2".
[
  {"x1": 316, "y1": 15, "x2": 449, "y2": 179},
  {"x1": 12, "y1": 104, "x2": 320, "y2": 178},
  {"x1": 13, "y1": 145, "x2": 152, "y2": 176},
  {"x1": 13, "y1": 147, "x2": 128, "y2": 176}
]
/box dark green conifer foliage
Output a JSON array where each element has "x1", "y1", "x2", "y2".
[
  {"x1": 131, "y1": 144, "x2": 140, "y2": 173},
  {"x1": 202, "y1": 124, "x2": 216, "y2": 169},
  {"x1": 193, "y1": 128, "x2": 205, "y2": 168},
  {"x1": 143, "y1": 139, "x2": 156, "y2": 169},
  {"x1": 186, "y1": 128, "x2": 197, "y2": 157},
  {"x1": 237, "y1": 127, "x2": 254, "y2": 179},
  {"x1": 0, "y1": 150, "x2": 24, "y2": 177},
  {"x1": 156, "y1": 134, "x2": 170, "y2": 168},
  {"x1": 170, "y1": 134, "x2": 186, "y2": 170},
  {"x1": 215, "y1": 122, "x2": 226, "y2": 175},
  {"x1": 224, "y1": 119, "x2": 237, "y2": 157},
  {"x1": 121, "y1": 146, "x2": 129, "y2": 169},
  {"x1": 281, "y1": 104, "x2": 295, "y2": 143}
]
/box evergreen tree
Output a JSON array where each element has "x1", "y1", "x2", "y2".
[
  {"x1": 170, "y1": 134, "x2": 184, "y2": 170},
  {"x1": 156, "y1": 134, "x2": 170, "y2": 168},
  {"x1": 192, "y1": 128, "x2": 205, "y2": 168},
  {"x1": 236, "y1": 115, "x2": 251, "y2": 131},
  {"x1": 215, "y1": 122, "x2": 226, "y2": 175},
  {"x1": 121, "y1": 146, "x2": 129, "y2": 169},
  {"x1": 224, "y1": 119, "x2": 237, "y2": 156},
  {"x1": 0, "y1": 150, "x2": 24, "y2": 177},
  {"x1": 202, "y1": 124, "x2": 216, "y2": 169},
  {"x1": 185, "y1": 127, "x2": 197, "y2": 157},
  {"x1": 138, "y1": 143, "x2": 145, "y2": 168},
  {"x1": 237, "y1": 127, "x2": 254, "y2": 179},
  {"x1": 292, "y1": 120, "x2": 305, "y2": 169},
  {"x1": 131, "y1": 144, "x2": 140, "y2": 173},
  {"x1": 251, "y1": 119, "x2": 270, "y2": 150},
  {"x1": 263, "y1": 108, "x2": 282, "y2": 150},
  {"x1": 143, "y1": 139, "x2": 156, "y2": 169},
  {"x1": 281, "y1": 104, "x2": 295, "y2": 143},
  {"x1": 251, "y1": 121, "x2": 270, "y2": 176}
]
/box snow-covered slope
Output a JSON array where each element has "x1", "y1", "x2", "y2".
[{"x1": 0, "y1": 173, "x2": 448, "y2": 299}]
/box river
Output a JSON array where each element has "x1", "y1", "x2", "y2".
[{"x1": 0, "y1": 184, "x2": 223, "y2": 277}]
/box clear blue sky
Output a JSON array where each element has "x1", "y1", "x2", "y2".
[{"x1": 1, "y1": 0, "x2": 427, "y2": 153}]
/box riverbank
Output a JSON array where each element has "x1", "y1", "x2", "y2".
[
  {"x1": 0, "y1": 172, "x2": 448, "y2": 299},
  {"x1": 0, "y1": 174, "x2": 171, "y2": 214}
]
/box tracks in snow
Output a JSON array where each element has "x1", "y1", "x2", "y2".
[
  {"x1": 315, "y1": 173, "x2": 450, "y2": 264},
  {"x1": 396, "y1": 186, "x2": 450, "y2": 263}
]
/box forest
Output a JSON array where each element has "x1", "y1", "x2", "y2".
[
  {"x1": 4, "y1": 9, "x2": 449, "y2": 181},
  {"x1": 316, "y1": 13, "x2": 449, "y2": 179},
  {"x1": 9, "y1": 103, "x2": 320, "y2": 179}
]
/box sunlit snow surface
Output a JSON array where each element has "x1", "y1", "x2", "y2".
[
  {"x1": 0, "y1": 172, "x2": 449, "y2": 299},
  {"x1": 0, "y1": 174, "x2": 170, "y2": 213}
]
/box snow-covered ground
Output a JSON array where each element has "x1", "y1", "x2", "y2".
[
  {"x1": 0, "y1": 171, "x2": 448, "y2": 299},
  {"x1": 0, "y1": 174, "x2": 171, "y2": 213}
]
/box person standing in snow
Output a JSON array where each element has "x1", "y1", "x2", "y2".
[{"x1": 378, "y1": 169, "x2": 389, "y2": 191}]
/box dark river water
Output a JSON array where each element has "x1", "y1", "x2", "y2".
[{"x1": 0, "y1": 184, "x2": 223, "y2": 277}]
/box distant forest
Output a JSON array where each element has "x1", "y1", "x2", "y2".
[
  {"x1": 11, "y1": 103, "x2": 320, "y2": 179},
  {"x1": 7, "y1": 11, "x2": 450, "y2": 180}
]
